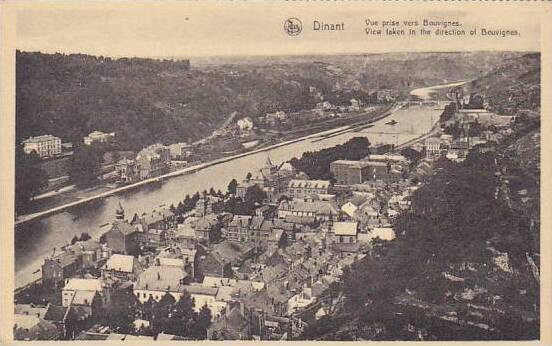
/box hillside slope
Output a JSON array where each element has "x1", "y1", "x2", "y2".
[
  {"x1": 16, "y1": 51, "x2": 519, "y2": 150},
  {"x1": 466, "y1": 53, "x2": 540, "y2": 114}
]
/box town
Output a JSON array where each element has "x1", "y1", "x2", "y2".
[
  {"x1": 13, "y1": 88, "x2": 530, "y2": 340},
  {"x1": 16, "y1": 85, "x2": 396, "y2": 220}
]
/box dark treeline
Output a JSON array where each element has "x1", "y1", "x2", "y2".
[{"x1": 289, "y1": 137, "x2": 371, "y2": 181}]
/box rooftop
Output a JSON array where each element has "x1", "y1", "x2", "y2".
[
  {"x1": 331, "y1": 160, "x2": 371, "y2": 168},
  {"x1": 22, "y1": 135, "x2": 60, "y2": 144},
  {"x1": 183, "y1": 284, "x2": 219, "y2": 296},
  {"x1": 288, "y1": 179, "x2": 331, "y2": 190},
  {"x1": 14, "y1": 304, "x2": 49, "y2": 319},
  {"x1": 64, "y1": 278, "x2": 103, "y2": 292},
  {"x1": 333, "y1": 222, "x2": 358, "y2": 236},
  {"x1": 110, "y1": 221, "x2": 139, "y2": 236},
  {"x1": 103, "y1": 254, "x2": 135, "y2": 273},
  {"x1": 72, "y1": 290, "x2": 97, "y2": 306},
  {"x1": 134, "y1": 265, "x2": 187, "y2": 292},
  {"x1": 368, "y1": 154, "x2": 407, "y2": 162},
  {"x1": 279, "y1": 199, "x2": 338, "y2": 215},
  {"x1": 369, "y1": 227, "x2": 396, "y2": 241},
  {"x1": 141, "y1": 208, "x2": 174, "y2": 226}
]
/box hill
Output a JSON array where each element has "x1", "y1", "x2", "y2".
[
  {"x1": 16, "y1": 51, "x2": 520, "y2": 150},
  {"x1": 465, "y1": 53, "x2": 540, "y2": 114}
]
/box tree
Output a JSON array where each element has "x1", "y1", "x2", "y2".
[
  {"x1": 244, "y1": 184, "x2": 266, "y2": 204},
  {"x1": 289, "y1": 137, "x2": 371, "y2": 180},
  {"x1": 70, "y1": 235, "x2": 79, "y2": 245},
  {"x1": 79, "y1": 232, "x2": 91, "y2": 241},
  {"x1": 99, "y1": 288, "x2": 139, "y2": 334},
  {"x1": 177, "y1": 201, "x2": 185, "y2": 215},
  {"x1": 193, "y1": 305, "x2": 212, "y2": 339},
  {"x1": 163, "y1": 291, "x2": 195, "y2": 337},
  {"x1": 69, "y1": 144, "x2": 103, "y2": 187},
  {"x1": 227, "y1": 178, "x2": 238, "y2": 195},
  {"x1": 151, "y1": 293, "x2": 176, "y2": 334},
  {"x1": 172, "y1": 291, "x2": 194, "y2": 322},
  {"x1": 246, "y1": 172, "x2": 252, "y2": 182},
  {"x1": 15, "y1": 146, "x2": 48, "y2": 213}
]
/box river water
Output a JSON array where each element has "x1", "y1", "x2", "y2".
[{"x1": 15, "y1": 85, "x2": 450, "y2": 288}]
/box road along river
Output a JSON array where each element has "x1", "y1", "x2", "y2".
[{"x1": 14, "y1": 83, "x2": 456, "y2": 289}]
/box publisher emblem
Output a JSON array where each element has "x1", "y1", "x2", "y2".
[{"x1": 284, "y1": 18, "x2": 302, "y2": 36}]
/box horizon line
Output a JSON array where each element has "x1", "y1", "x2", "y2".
[{"x1": 15, "y1": 48, "x2": 540, "y2": 63}]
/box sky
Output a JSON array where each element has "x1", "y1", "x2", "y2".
[{"x1": 12, "y1": 2, "x2": 542, "y2": 59}]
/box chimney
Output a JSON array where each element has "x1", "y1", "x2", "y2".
[{"x1": 157, "y1": 271, "x2": 161, "y2": 280}]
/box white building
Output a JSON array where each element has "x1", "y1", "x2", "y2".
[
  {"x1": 237, "y1": 117, "x2": 254, "y2": 131},
  {"x1": 368, "y1": 227, "x2": 396, "y2": 242},
  {"x1": 424, "y1": 137, "x2": 441, "y2": 160},
  {"x1": 22, "y1": 135, "x2": 61, "y2": 158},
  {"x1": 332, "y1": 222, "x2": 359, "y2": 244},
  {"x1": 84, "y1": 131, "x2": 115, "y2": 145},
  {"x1": 183, "y1": 284, "x2": 221, "y2": 315},
  {"x1": 62, "y1": 278, "x2": 103, "y2": 307},
  {"x1": 349, "y1": 99, "x2": 361, "y2": 111},
  {"x1": 367, "y1": 153, "x2": 407, "y2": 164},
  {"x1": 287, "y1": 179, "x2": 331, "y2": 199},
  {"x1": 287, "y1": 287, "x2": 316, "y2": 314},
  {"x1": 101, "y1": 254, "x2": 139, "y2": 281},
  {"x1": 134, "y1": 265, "x2": 188, "y2": 304}
]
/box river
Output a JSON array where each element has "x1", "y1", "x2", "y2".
[{"x1": 14, "y1": 83, "x2": 455, "y2": 289}]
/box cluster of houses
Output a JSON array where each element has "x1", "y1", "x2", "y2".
[
  {"x1": 114, "y1": 142, "x2": 193, "y2": 183},
  {"x1": 256, "y1": 99, "x2": 368, "y2": 130},
  {"x1": 21, "y1": 130, "x2": 194, "y2": 185},
  {"x1": 17, "y1": 146, "x2": 424, "y2": 340},
  {"x1": 245, "y1": 89, "x2": 397, "y2": 134},
  {"x1": 422, "y1": 107, "x2": 513, "y2": 162}
]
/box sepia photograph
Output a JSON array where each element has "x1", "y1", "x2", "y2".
[{"x1": 1, "y1": 1, "x2": 550, "y2": 343}]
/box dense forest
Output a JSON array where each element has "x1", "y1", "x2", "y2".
[{"x1": 16, "y1": 51, "x2": 520, "y2": 151}]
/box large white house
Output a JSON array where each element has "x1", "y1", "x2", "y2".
[
  {"x1": 237, "y1": 117, "x2": 254, "y2": 134},
  {"x1": 84, "y1": 131, "x2": 115, "y2": 145},
  {"x1": 22, "y1": 135, "x2": 61, "y2": 158}
]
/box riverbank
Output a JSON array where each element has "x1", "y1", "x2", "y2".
[
  {"x1": 15, "y1": 82, "x2": 454, "y2": 290},
  {"x1": 15, "y1": 106, "x2": 393, "y2": 226}
]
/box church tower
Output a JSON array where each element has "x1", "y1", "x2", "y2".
[{"x1": 115, "y1": 201, "x2": 125, "y2": 221}]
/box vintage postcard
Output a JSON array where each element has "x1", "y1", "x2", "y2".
[{"x1": 0, "y1": 1, "x2": 550, "y2": 344}]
